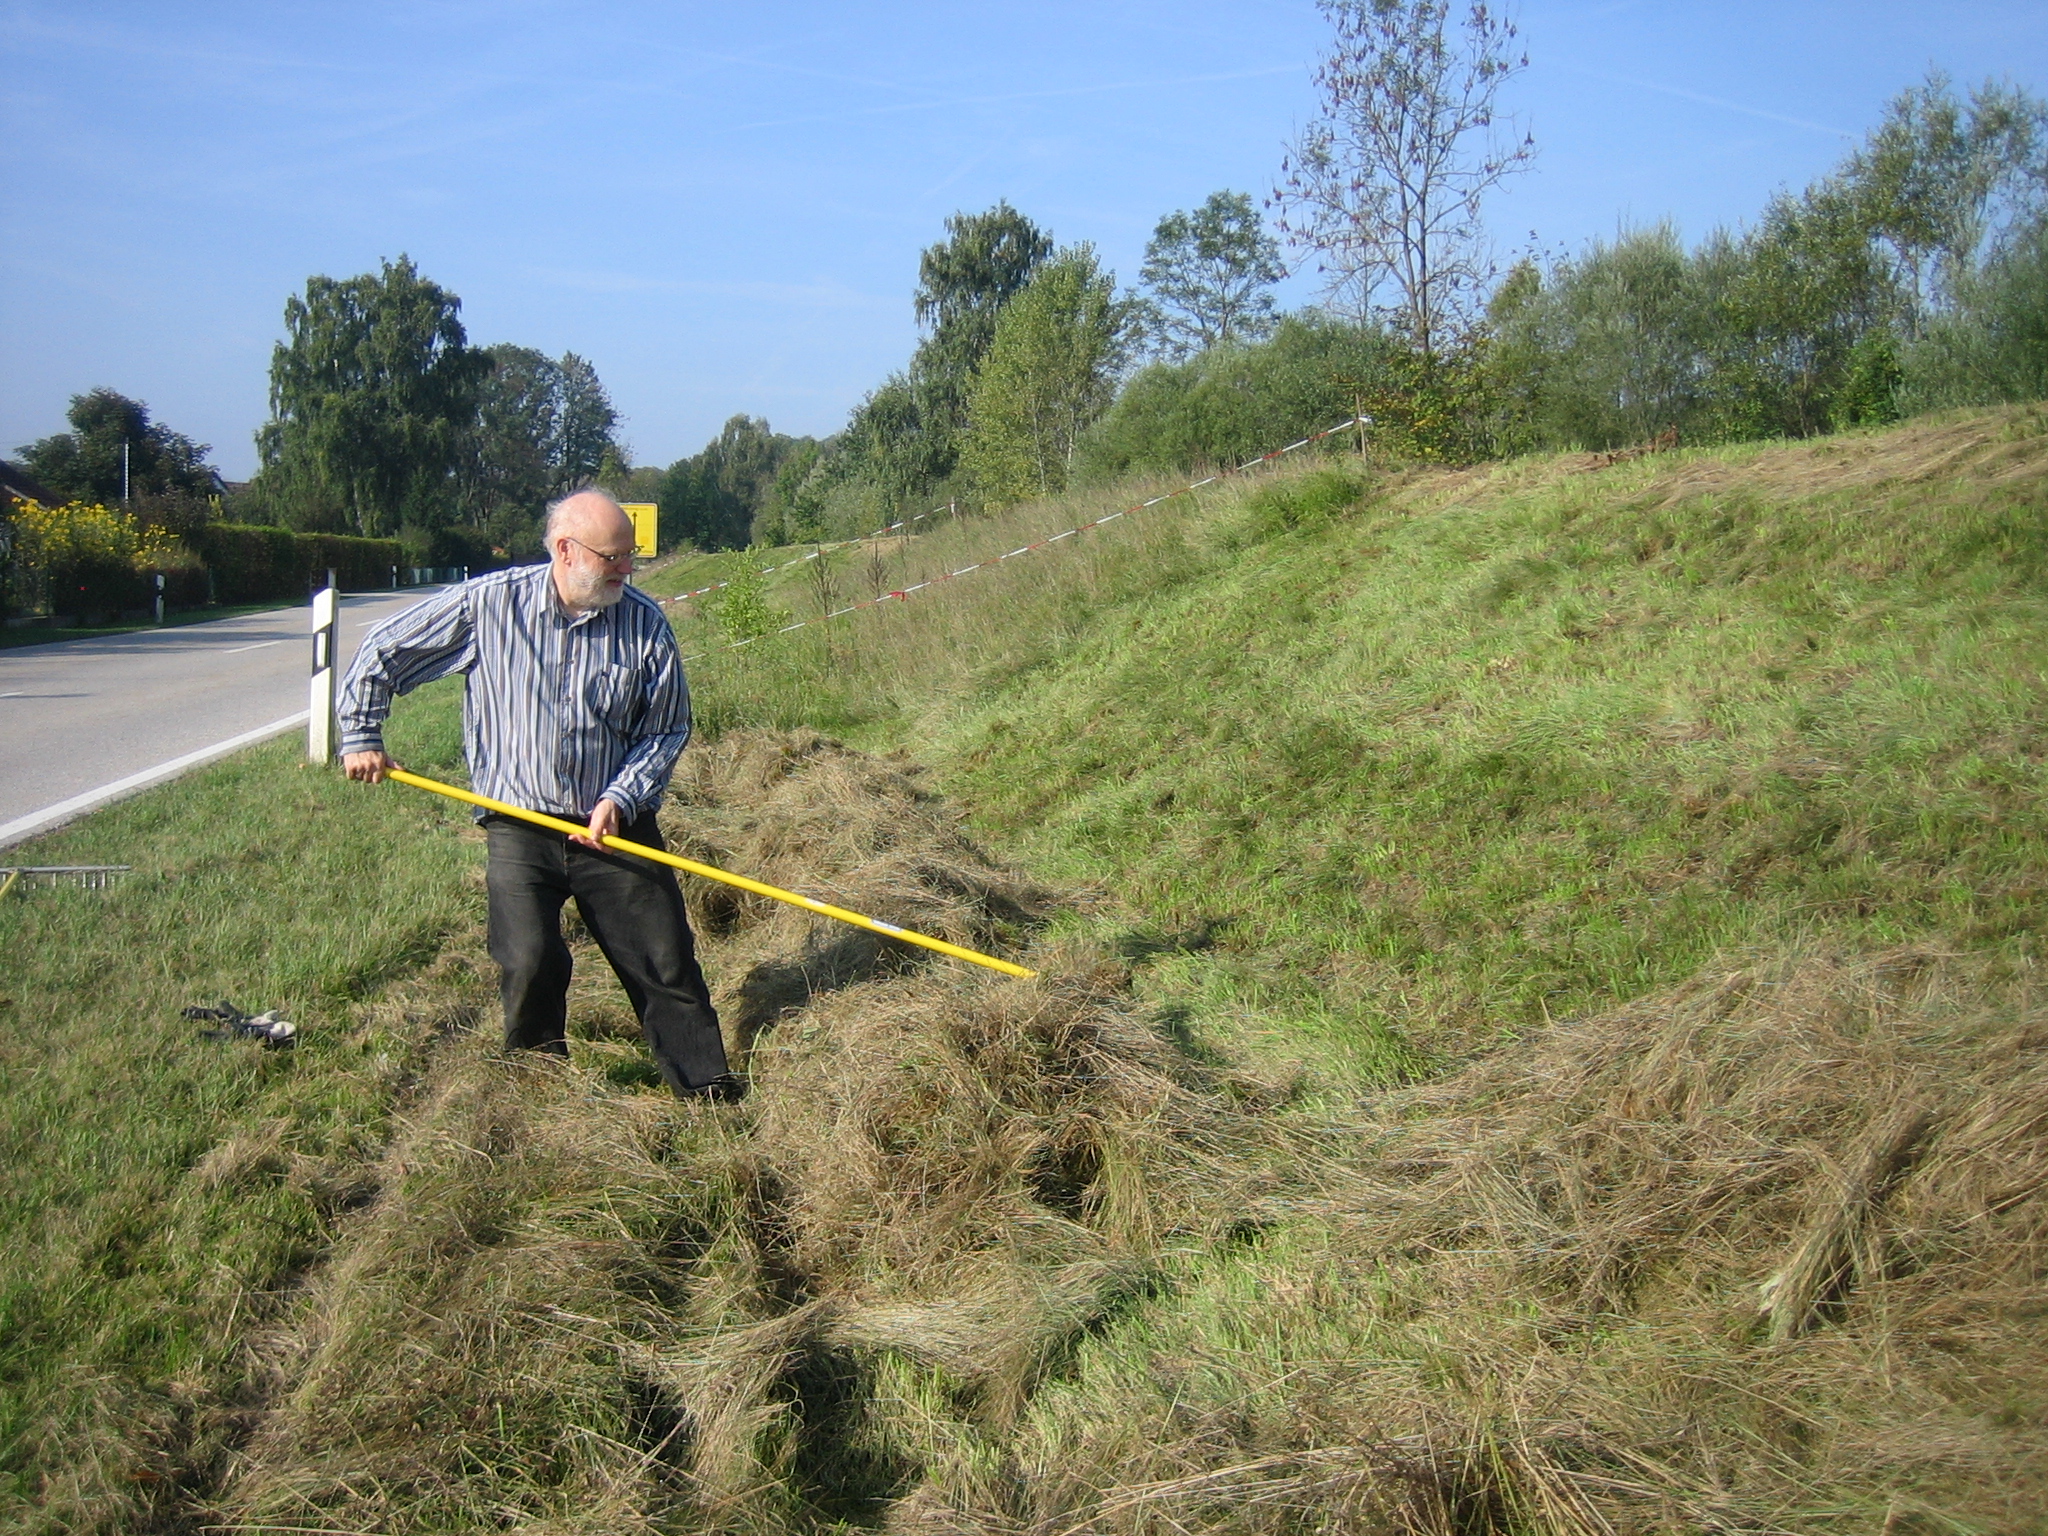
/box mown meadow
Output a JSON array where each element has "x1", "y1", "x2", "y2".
[{"x1": 2, "y1": 405, "x2": 2045, "y2": 1532}]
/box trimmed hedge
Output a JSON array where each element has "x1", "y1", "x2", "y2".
[{"x1": 186, "y1": 524, "x2": 405, "y2": 603}]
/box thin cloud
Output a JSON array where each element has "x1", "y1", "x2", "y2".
[
  {"x1": 523, "y1": 267, "x2": 896, "y2": 312},
  {"x1": 1560, "y1": 63, "x2": 1856, "y2": 139},
  {"x1": 917, "y1": 137, "x2": 1018, "y2": 202},
  {"x1": 1, "y1": 7, "x2": 350, "y2": 78}
]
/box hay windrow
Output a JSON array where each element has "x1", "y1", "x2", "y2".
[
  {"x1": 182, "y1": 735, "x2": 2048, "y2": 1535},
  {"x1": 207, "y1": 730, "x2": 1286, "y2": 1533},
  {"x1": 935, "y1": 946, "x2": 2048, "y2": 1536}
]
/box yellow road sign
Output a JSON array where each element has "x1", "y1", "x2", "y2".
[{"x1": 622, "y1": 502, "x2": 659, "y2": 558}]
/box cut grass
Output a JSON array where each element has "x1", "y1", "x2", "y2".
[{"x1": 3, "y1": 406, "x2": 2047, "y2": 1532}]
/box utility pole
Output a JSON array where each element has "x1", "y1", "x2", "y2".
[{"x1": 121, "y1": 440, "x2": 130, "y2": 504}]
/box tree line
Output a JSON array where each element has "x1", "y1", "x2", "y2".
[
  {"x1": 691, "y1": 14, "x2": 2045, "y2": 544},
  {"x1": 12, "y1": 1, "x2": 2046, "y2": 569},
  {"x1": 11, "y1": 258, "x2": 630, "y2": 569}
]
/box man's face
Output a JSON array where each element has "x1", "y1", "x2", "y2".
[{"x1": 552, "y1": 516, "x2": 636, "y2": 611}]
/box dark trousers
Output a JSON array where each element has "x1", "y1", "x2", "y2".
[{"x1": 484, "y1": 811, "x2": 729, "y2": 1093}]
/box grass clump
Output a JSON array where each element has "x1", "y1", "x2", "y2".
[
  {"x1": 206, "y1": 731, "x2": 1296, "y2": 1533},
  {"x1": 957, "y1": 946, "x2": 2048, "y2": 1534},
  {"x1": 1233, "y1": 463, "x2": 1372, "y2": 539}
]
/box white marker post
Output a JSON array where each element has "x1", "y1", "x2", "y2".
[{"x1": 308, "y1": 571, "x2": 338, "y2": 764}]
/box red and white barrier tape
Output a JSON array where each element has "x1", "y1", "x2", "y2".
[
  {"x1": 657, "y1": 505, "x2": 952, "y2": 607},
  {"x1": 681, "y1": 417, "x2": 1365, "y2": 662}
]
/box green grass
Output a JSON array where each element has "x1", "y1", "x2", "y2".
[
  {"x1": 0, "y1": 679, "x2": 475, "y2": 1523},
  {"x1": 675, "y1": 407, "x2": 2048, "y2": 1075},
  {"x1": 4, "y1": 406, "x2": 2047, "y2": 1531}
]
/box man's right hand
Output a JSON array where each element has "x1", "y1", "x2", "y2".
[{"x1": 343, "y1": 750, "x2": 399, "y2": 783}]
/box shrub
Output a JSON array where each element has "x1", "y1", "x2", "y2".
[
  {"x1": 1077, "y1": 314, "x2": 1388, "y2": 482},
  {"x1": 1905, "y1": 213, "x2": 2048, "y2": 409},
  {"x1": 397, "y1": 521, "x2": 503, "y2": 571},
  {"x1": 5, "y1": 499, "x2": 183, "y2": 617},
  {"x1": 707, "y1": 550, "x2": 792, "y2": 643},
  {"x1": 186, "y1": 523, "x2": 406, "y2": 602}
]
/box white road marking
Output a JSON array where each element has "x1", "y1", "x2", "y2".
[
  {"x1": 0, "y1": 711, "x2": 310, "y2": 849},
  {"x1": 223, "y1": 640, "x2": 285, "y2": 654},
  {"x1": 0, "y1": 691, "x2": 22, "y2": 699}
]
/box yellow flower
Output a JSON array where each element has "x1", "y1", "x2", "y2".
[{"x1": 10, "y1": 500, "x2": 187, "y2": 572}]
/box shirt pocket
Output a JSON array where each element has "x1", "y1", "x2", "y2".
[{"x1": 585, "y1": 664, "x2": 643, "y2": 733}]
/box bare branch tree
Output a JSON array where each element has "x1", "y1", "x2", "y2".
[{"x1": 1275, "y1": 0, "x2": 1534, "y2": 354}]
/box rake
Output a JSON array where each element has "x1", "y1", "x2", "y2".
[{"x1": 0, "y1": 865, "x2": 132, "y2": 898}]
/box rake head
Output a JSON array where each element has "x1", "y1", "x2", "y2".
[{"x1": 0, "y1": 865, "x2": 131, "y2": 895}]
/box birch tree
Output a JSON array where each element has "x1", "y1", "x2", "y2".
[{"x1": 962, "y1": 245, "x2": 1133, "y2": 505}]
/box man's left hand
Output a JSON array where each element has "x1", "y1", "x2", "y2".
[{"x1": 571, "y1": 798, "x2": 626, "y2": 850}]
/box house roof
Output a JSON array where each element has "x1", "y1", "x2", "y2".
[{"x1": 0, "y1": 460, "x2": 62, "y2": 508}]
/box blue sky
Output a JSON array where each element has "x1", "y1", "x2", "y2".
[{"x1": 3, "y1": 1, "x2": 2044, "y2": 480}]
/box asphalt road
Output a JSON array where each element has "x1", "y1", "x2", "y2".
[{"x1": 0, "y1": 590, "x2": 442, "y2": 848}]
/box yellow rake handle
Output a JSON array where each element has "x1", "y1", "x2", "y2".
[{"x1": 385, "y1": 768, "x2": 1037, "y2": 980}]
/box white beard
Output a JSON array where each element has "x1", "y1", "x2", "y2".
[{"x1": 560, "y1": 566, "x2": 626, "y2": 610}]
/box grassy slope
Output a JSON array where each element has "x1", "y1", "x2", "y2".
[
  {"x1": 679, "y1": 407, "x2": 2048, "y2": 1079},
  {"x1": 2, "y1": 407, "x2": 2044, "y2": 1531}
]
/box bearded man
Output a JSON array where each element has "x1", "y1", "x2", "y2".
[{"x1": 337, "y1": 488, "x2": 740, "y2": 1100}]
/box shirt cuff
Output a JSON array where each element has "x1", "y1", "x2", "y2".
[
  {"x1": 598, "y1": 786, "x2": 644, "y2": 823},
  {"x1": 338, "y1": 728, "x2": 385, "y2": 755}
]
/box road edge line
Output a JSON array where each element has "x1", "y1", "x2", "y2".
[{"x1": 0, "y1": 711, "x2": 311, "y2": 850}]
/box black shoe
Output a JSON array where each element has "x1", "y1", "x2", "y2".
[{"x1": 679, "y1": 1071, "x2": 749, "y2": 1103}]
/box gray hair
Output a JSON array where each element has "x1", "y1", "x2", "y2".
[{"x1": 543, "y1": 485, "x2": 624, "y2": 540}]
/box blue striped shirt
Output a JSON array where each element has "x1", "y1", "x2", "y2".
[{"x1": 338, "y1": 565, "x2": 692, "y2": 822}]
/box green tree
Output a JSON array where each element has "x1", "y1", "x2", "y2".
[
  {"x1": 830, "y1": 203, "x2": 1052, "y2": 513},
  {"x1": 1845, "y1": 73, "x2": 2047, "y2": 339},
  {"x1": 1275, "y1": 0, "x2": 1534, "y2": 352},
  {"x1": 757, "y1": 439, "x2": 827, "y2": 544},
  {"x1": 1907, "y1": 211, "x2": 2048, "y2": 406},
  {"x1": 657, "y1": 415, "x2": 812, "y2": 552},
  {"x1": 914, "y1": 201, "x2": 1055, "y2": 390},
  {"x1": 1699, "y1": 182, "x2": 1898, "y2": 439},
  {"x1": 456, "y1": 346, "x2": 624, "y2": 555},
  {"x1": 1137, "y1": 191, "x2": 1287, "y2": 359},
  {"x1": 889, "y1": 203, "x2": 1054, "y2": 495},
  {"x1": 962, "y1": 244, "x2": 1133, "y2": 505},
  {"x1": 18, "y1": 389, "x2": 218, "y2": 510},
  {"x1": 555, "y1": 352, "x2": 619, "y2": 490},
  {"x1": 1486, "y1": 226, "x2": 1710, "y2": 450},
  {"x1": 460, "y1": 345, "x2": 561, "y2": 549},
  {"x1": 255, "y1": 255, "x2": 490, "y2": 537},
  {"x1": 840, "y1": 373, "x2": 945, "y2": 509}
]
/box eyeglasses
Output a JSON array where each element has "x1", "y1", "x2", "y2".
[{"x1": 562, "y1": 535, "x2": 637, "y2": 568}]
